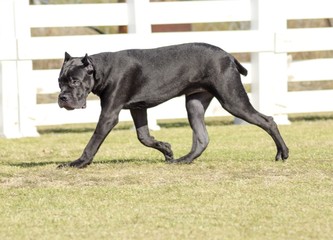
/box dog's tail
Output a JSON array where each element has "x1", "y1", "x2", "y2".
[{"x1": 232, "y1": 58, "x2": 248, "y2": 76}]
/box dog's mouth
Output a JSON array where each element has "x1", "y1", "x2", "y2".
[
  {"x1": 59, "y1": 101, "x2": 86, "y2": 111},
  {"x1": 63, "y1": 106, "x2": 75, "y2": 111}
]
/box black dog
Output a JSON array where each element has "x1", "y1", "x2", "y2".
[{"x1": 57, "y1": 43, "x2": 288, "y2": 168}]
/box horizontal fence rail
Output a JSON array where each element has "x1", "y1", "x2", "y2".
[{"x1": 0, "y1": 0, "x2": 333, "y2": 138}]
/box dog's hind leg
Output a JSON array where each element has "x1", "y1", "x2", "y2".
[
  {"x1": 224, "y1": 103, "x2": 289, "y2": 161},
  {"x1": 171, "y1": 92, "x2": 213, "y2": 164},
  {"x1": 214, "y1": 68, "x2": 289, "y2": 161},
  {"x1": 130, "y1": 109, "x2": 174, "y2": 161}
]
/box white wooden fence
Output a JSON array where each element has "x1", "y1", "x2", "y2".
[{"x1": 0, "y1": 0, "x2": 333, "y2": 138}]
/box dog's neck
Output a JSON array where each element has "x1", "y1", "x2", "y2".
[{"x1": 89, "y1": 53, "x2": 113, "y2": 96}]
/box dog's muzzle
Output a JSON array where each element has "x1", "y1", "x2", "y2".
[{"x1": 58, "y1": 94, "x2": 86, "y2": 110}]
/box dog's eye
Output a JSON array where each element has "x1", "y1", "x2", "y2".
[{"x1": 70, "y1": 78, "x2": 80, "y2": 87}]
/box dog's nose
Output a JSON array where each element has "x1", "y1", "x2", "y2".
[{"x1": 59, "y1": 95, "x2": 68, "y2": 102}]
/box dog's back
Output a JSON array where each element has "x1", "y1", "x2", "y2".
[{"x1": 110, "y1": 43, "x2": 231, "y2": 107}]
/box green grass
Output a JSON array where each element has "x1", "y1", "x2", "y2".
[{"x1": 1, "y1": 117, "x2": 333, "y2": 240}]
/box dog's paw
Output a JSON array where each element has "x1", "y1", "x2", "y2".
[
  {"x1": 166, "y1": 156, "x2": 194, "y2": 164},
  {"x1": 165, "y1": 154, "x2": 174, "y2": 162},
  {"x1": 164, "y1": 148, "x2": 174, "y2": 161},
  {"x1": 70, "y1": 159, "x2": 91, "y2": 168},
  {"x1": 57, "y1": 159, "x2": 91, "y2": 169},
  {"x1": 275, "y1": 148, "x2": 289, "y2": 161},
  {"x1": 159, "y1": 142, "x2": 174, "y2": 161}
]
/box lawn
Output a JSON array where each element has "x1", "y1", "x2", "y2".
[{"x1": 0, "y1": 116, "x2": 332, "y2": 240}]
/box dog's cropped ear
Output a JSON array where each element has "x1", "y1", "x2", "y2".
[
  {"x1": 64, "y1": 52, "x2": 71, "y2": 62},
  {"x1": 81, "y1": 54, "x2": 90, "y2": 66},
  {"x1": 81, "y1": 54, "x2": 94, "y2": 75}
]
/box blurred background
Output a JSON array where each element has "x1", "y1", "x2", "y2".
[{"x1": 1, "y1": 0, "x2": 333, "y2": 137}]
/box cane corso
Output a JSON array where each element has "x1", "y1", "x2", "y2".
[{"x1": 57, "y1": 43, "x2": 289, "y2": 168}]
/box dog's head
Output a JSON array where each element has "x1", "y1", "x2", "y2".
[{"x1": 58, "y1": 52, "x2": 95, "y2": 110}]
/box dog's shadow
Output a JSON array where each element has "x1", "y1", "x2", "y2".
[
  {"x1": 95, "y1": 158, "x2": 160, "y2": 165},
  {"x1": 7, "y1": 161, "x2": 59, "y2": 168},
  {"x1": 7, "y1": 158, "x2": 161, "y2": 168}
]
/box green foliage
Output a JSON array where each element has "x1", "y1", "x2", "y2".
[{"x1": 1, "y1": 117, "x2": 333, "y2": 239}]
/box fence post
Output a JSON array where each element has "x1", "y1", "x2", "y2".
[
  {"x1": 271, "y1": 0, "x2": 290, "y2": 124},
  {"x1": 127, "y1": 0, "x2": 160, "y2": 130},
  {"x1": 0, "y1": 0, "x2": 21, "y2": 138},
  {"x1": 127, "y1": 0, "x2": 151, "y2": 35},
  {"x1": 14, "y1": 0, "x2": 39, "y2": 137},
  {"x1": 251, "y1": 0, "x2": 290, "y2": 124}
]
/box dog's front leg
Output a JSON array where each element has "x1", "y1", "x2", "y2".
[{"x1": 57, "y1": 109, "x2": 120, "y2": 169}]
